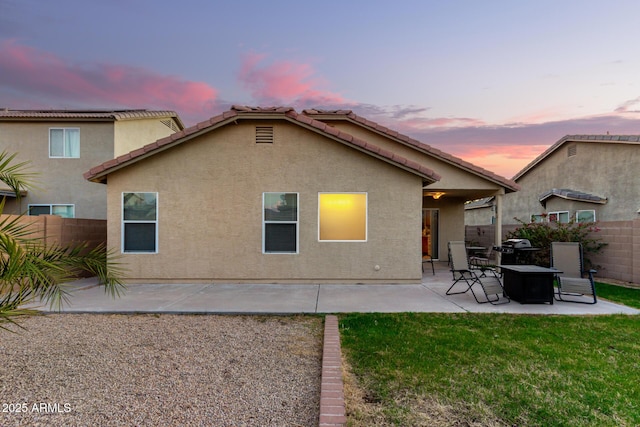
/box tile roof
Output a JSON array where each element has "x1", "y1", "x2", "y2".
[
  {"x1": 539, "y1": 188, "x2": 607, "y2": 205},
  {"x1": 303, "y1": 109, "x2": 519, "y2": 192},
  {"x1": 0, "y1": 108, "x2": 184, "y2": 129},
  {"x1": 84, "y1": 106, "x2": 442, "y2": 184},
  {"x1": 514, "y1": 134, "x2": 640, "y2": 181}
]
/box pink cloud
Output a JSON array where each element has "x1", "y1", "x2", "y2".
[
  {"x1": 397, "y1": 116, "x2": 486, "y2": 130},
  {"x1": 350, "y1": 103, "x2": 640, "y2": 179},
  {"x1": 0, "y1": 39, "x2": 218, "y2": 124},
  {"x1": 238, "y1": 52, "x2": 347, "y2": 106},
  {"x1": 615, "y1": 97, "x2": 640, "y2": 113}
]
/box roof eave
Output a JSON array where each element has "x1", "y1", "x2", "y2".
[
  {"x1": 84, "y1": 113, "x2": 241, "y2": 182},
  {"x1": 514, "y1": 134, "x2": 640, "y2": 181},
  {"x1": 282, "y1": 114, "x2": 441, "y2": 184},
  {"x1": 85, "y1": 107, "x2": 441, "y2": 185},
  {"x1": 304, "y1": 111, "x2": 518, "y2": 192}
]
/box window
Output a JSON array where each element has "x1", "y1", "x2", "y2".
[
  {"x1": 318, "y1": 193, "x2": 367, "y2": 241},
  {"x1": 531, "y1": 214, "x2": 546, "y2": 223},
  {"x1": 49, "y1": 128, "x2": 80, "y2": 158},
  {"x1": 576, "y1": 210, "x2": 596, "y2": 223},
  {"x1": 548, "y1": 211, "x2": 570, "y2": 223},
  {"x1": 122, "y1": 192, "x2": 157, "y2": 253},
  {"x1": 567, "y1": 144, "x2": 577, "y2": 157},
  {"x1": 28, "y1": 204, "x2": 75, "y2": 218},
  {"x1": 263, "y1": 193, "x2": 298, "y2": 253}
]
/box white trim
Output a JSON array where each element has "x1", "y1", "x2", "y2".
[
  {"x1": 121, "y1": 192, "x2": 158, "y2": 254},
  {"x1": 49, "y1": 127, "x2": 80, "y2": 158},
  {"x1": 548, "y1": 211, "x2": 570, "y2": 223},
  {"x1": 27, "y1": 204, "x2": 75, "y2": 218},
  {"x1": 262, "y1": 192, "x2": 299, "y2": 254},
  {"x1": 576, "y1": 209, "x2": 596, "y2": 223},
  {"x1": 318, "y1": 192, "x2": 368, "y2": 242}
]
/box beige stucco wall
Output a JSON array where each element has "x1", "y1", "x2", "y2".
[
  {"x1": 113, "y1": 118, "x2": 179, "y2": 156},
  {"x1": 105, "y1": 121, "x2": 425, "y2": 283},
  {"x1": 465, "y1": 206, "x2": 495, "y2": 226},
  {"x1": 503, "y1": 142, "x2": 640, "y2": 224},
  {"x1": 0, "y1": 121, "x2": 114, "y2": 219},
  {"x1": 326, "y1": 121, "x2": 500, "y2": 191},
  {"x1": 423, "y1": 196, "x2": 467, "y2": 261}
]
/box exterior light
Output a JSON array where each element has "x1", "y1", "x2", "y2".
[{"x1": 426, "y1": 192, "x2": 445, "y2": 200}]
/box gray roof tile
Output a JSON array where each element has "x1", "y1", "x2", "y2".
[{"x1": 539, "y1": 188, "x2": 607, "y2": 204}]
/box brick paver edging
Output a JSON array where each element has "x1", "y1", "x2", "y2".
[{"x1": 319, "y1": 315, "x2": 346, "y2": 427}]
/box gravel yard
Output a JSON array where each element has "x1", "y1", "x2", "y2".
[{"x1": 0, "y1": 314, "x2": 323, "y2": 427}]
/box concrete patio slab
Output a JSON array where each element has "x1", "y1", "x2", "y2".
[
  {"x1": 316, "y1": 284, "x2": 465, "y2": 313},
  {"x1": 29, "y1": 264, "x2": 640, "y2": 316},
  {"x1": 162, "y1": 284, "x2": 320, "y2": 313}
]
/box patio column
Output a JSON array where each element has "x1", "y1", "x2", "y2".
[{"x1": 494, "y1": 191, "x2": 504, "y2": 265}]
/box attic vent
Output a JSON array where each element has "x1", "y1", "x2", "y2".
[
  {"x1": 160, "y1": 119, "x2": 179, "y2": 132},
  {"x1": 256, "y1": 126, "x2": 274, "y2": 143},
  {"x1": 567, "y1": 144, "x2": 577, "y2": 157}
]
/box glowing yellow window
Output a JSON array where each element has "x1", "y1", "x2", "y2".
[{"x1": 318, "y1": 193, "x2": 367, "y2": 241}]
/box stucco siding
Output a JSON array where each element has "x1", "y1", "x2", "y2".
[
  {"x1": 113, "y1": 119, "x2": 179, "y2": 156},
  {"x1": 327, "y1": 122, "x2": 499, "y2": 191},
  {"x1": 503, "y1": 142, "x2": 640, "y2": 224},
  {"x1": 465, "y1": 206, "x2": 495, "y2": 226},
  {"x1": 423, "y1": 196, "x2": 466, "y2": 260},
  {"x1": 106, "y1": 121, "x2": 424, "y2": 283},
  {"x1": 0, "y1": 121, "x2": 113, "y2": 219}
]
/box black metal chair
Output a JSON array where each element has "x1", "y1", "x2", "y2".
[
  {"x1": 422, "y1": 236, "x2": 435, "y2": 275},
  {"x1": 446, "y1": 241, "x2": 509, "y2": 305}
]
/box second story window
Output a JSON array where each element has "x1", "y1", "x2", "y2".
[{"x1": 49, "y1": 128, "x2": 80, "y2": 158}]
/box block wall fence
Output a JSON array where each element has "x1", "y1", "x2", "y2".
[{"x1": 466, "y1": 219, "x2": 640, "y2": 285}]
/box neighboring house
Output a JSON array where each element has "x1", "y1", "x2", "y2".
[
  {"x1": 501, "y1": 134, "x2": 640, "y2": 225},
  {"x1": 464, "y1": 196, "x2": 496, "y2": 226},
  {"x1": 85, "y1": 106, "x2": 518, "y2": 284},
  {"x1": 0, "y1": 109, "x2": 184, "y2": 219}
]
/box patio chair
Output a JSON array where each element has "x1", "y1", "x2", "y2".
[
  {"x1": 469, "y1": 247, "x2": 495, "y2": 268},
  {"x1": 550, "y1": 242, "x2": 597, "y2": 304},
  {"x1": 446, "y1": 241, "x2": 509, "y2": 305},
  {"x1": 469, "y1": 246, "x2": 497, "y2": 277},
  {"x1": 422, "y1": 236, "x2": 435, "y2": 275}
]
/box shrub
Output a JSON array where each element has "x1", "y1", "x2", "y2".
[{"x1": 506, "y1": 218, "x2": 607, "y2": 268}]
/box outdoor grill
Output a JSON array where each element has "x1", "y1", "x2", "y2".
[{"x1": 494, "y1": 238, "x2": 534, "y2": 264}]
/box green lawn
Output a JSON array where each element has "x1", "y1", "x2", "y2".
[
  {"x1": 596, "y1": 282, "x2": 640, "y2": 309},
  {"x1": 340, "y1": 311, "x2": 640, "y2": 426}
]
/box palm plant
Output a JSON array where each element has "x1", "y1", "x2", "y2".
[{"x1": 0, "y1": 152, "x2": 125, "y2": 330}]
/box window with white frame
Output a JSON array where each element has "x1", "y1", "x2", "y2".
[
  {"x1": 28, "y1": 204, "x2": 75, "y2": 218},
  {"x1": 122, "y1": 192, "x2": 157, "y2": 253},
  {"x1": 548, "y1": 211, "x2": 570, "y2": 223},
  {"x1": 530, "y1": 214, "x2": 546, "y2": 223},
  {"x1": 318, "y1": 193, "x2": 367, "y2": 241},
  {"x1": 49, "y1": 128, "x2": 80, "y2": 158},
  {"x1": 263, "y1": 192, "x2": 298, "y2": 253},
  {"x1": 576, "y1": 210, "x2": 596, "y2": 223}
]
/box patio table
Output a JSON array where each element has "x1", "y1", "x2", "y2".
[{"x1": 500, "y1": 265, "x2": 561, "y2": 304}]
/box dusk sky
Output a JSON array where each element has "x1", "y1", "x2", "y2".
[{"x1": 2, "y1": 0, "x2": 640, "y2": 178}]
